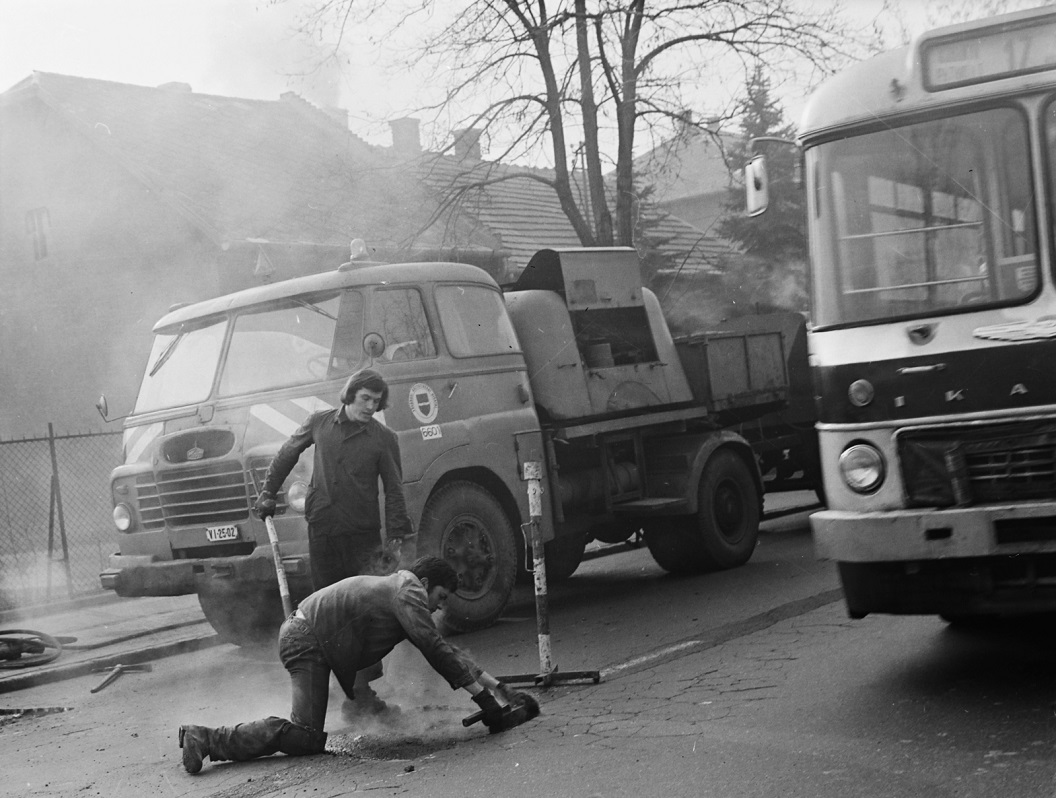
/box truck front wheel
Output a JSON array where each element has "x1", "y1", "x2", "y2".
[
  {"x1": 645, "y1": 449, "x2": 760, "y2": 574},
  {"x1": 197, "y1": 581, "x2": 285, "y2": 649},
  {"x1": 418, "y1": 481, "x2": 517, "y2": 633}
]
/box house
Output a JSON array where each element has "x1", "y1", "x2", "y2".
[
  {"x1": 0, "y1": 73, "x2": 495, "y2": 437},
  {"x1": 629, "y1": 122, "x2": 740, "y2": 242},
  {"x1": 0, "y1": 73, "x2": 732, "y2": 438},
  {"x1": 400, "y1": 122, "x2": 730, "y2": 283}
]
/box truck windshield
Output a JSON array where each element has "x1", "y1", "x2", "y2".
[
  {"x1": 134, "y1": 319, "x2": 227, "y2": 413},
  {"x1": 218, "y1": 291, "x2": 356, "y2": 396},
  {"x1": 809, "y1": 107, "x2": 1037, "y2": 328}
]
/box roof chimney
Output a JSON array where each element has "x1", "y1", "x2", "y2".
[
  {"x1": 389, "y1": 117, "x2": 421, "y2": 157},
  {"x1": 452, "y1": 128, "x2": 482, "y2": 161}
]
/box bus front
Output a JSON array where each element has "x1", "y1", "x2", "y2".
[{"x1": 804, "y1": 8, "x2": 1056, "y2": 619}]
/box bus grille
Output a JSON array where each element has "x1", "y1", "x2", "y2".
[
  {"x1": 900, "y1": 421, "x2": 1056, "y2": 507},
  {"x1": 136, "y1": 461, "x2": 252, "y2": 529}
]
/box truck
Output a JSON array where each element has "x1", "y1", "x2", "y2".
[
  {"x1": 100, "y1": 245, "x2": 813, "y2": 643},
  {"x1": 745, "y1": 5, "x2": 1056, "y2": 622}
]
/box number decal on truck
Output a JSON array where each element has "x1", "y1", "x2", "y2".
[{"x1": 420, "y1": 424, "x2": 442, "y2": 440}]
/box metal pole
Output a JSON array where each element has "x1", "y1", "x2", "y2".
[
  {"x1": 265, "y1": 516, "x2": 294, "y2": 617},
  {"x1": 47, "y1": 424, "x2": 73, "y2": 598},
  {"x1": 522, "y1": 461, "x2": 554, "y2": 683}
]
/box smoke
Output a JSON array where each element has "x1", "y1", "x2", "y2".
[{"x1": 202, "y1": 1, "x2": 348, "y2": 110}]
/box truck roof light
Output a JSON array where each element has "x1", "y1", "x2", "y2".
[{"x1": 338, "y1": 239, "x2": 372, "y2": 272}]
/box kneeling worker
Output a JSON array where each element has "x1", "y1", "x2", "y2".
[{"x1": 179, "y1": 556, "x2": 509, "y2": 774}]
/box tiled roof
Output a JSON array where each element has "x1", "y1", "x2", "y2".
[
  {"x1": 414, "y1": 153, "x2": 728, "y2": 277},
  {"x1": 2, "y1": 73, "x2": 474, "y2": 252},
  {"x1": 1, "y1": 73, "x2": 729, "y2": 271}
]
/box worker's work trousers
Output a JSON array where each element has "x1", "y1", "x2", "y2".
[
  {"x1": 199, "y1": 716, "x2": 326, "y2": 762},
  {"x1": 307, "y1": 528, "x2": 385, "y2": 687},
  {"x1": 198, "y1": 615, "x2": 330, "y2": 762},
  {"x1": 308, "y1": 527, "x2": 380, "y2": 590}
]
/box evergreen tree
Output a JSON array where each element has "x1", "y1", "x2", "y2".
[{"x1": 717, "y1": 66, "x2": 806, "y2": 261}]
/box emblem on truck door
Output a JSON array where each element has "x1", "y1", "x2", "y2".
[{"x1": 409, "y1": 383, "x2": 439, "y2": 424}]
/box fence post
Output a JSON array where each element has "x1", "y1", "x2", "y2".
[{"x1": 47, "y1": 423, "x2": 73, "y2": 599}]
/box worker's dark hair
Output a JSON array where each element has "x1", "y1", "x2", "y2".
[
  {"x1": 339, "y1": 368, "x2": 388, "y2": 409},
  {"x1": 411, "y1": 556, "x2": 459, "y2": 593}
]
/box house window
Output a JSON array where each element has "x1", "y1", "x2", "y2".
[{"x1": 26, "y1": 207, "x2": 50, "y2": 260}]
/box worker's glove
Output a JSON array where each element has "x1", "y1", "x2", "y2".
[
  {"x1": 254, "y1": 491, "x2": 277, "y2": 520},
  {"x1": 472, "y1": 690, "x2": 505, "y2": 729}
]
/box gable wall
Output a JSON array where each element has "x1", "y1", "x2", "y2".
[{"x1": 0, "y1": 98, "x2": 224, "y2": 437}]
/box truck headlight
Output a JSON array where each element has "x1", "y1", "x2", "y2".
[
  {"x1": 286, "y1": 481, "x2": 309, "y2": 513},
  {"x1": 839, "y1": 444, "x2": 885, "y2": 493},
  {"x1": 113, "y1": 503, "x2": 133, "y2": 532}
]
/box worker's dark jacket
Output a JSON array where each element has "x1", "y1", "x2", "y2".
[
  {"x1": 299, "y1": 571, "x2": 475, "y2": 697},
  {"x1": 262, "y1": 408, "x2": 412, "y2": 540}
]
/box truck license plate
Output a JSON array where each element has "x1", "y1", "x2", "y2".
[{"x1": 206, "y1": 525, "x2": 239, "y2": 542}]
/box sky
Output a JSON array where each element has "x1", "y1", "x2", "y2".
[{"x1": 0, "y1": 0, "x2": 988, "y2": 153}]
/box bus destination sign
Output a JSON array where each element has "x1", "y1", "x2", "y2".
[{"x1": 923, "y1": 15, "x2": 1056, "y2": 91}]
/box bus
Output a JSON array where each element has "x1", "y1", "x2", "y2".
[{"x1": 747, "y1": 6, "x2": 1056, "y2": 621}]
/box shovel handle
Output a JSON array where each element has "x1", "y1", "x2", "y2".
[{"x1": 265, "y1": 516, "x2": 294, "y2": 616}]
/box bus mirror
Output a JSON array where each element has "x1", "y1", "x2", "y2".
[
  {"x1": 96, "y1": 394, "x2": 109, "y2": 421},
  {"x1": 363, "y1": 333, "x2": 385, "y2": 359},
  {"x1": 745, "y1": 155, "x2": 769, "y2": 217}
]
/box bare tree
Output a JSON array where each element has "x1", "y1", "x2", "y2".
[{"x1": 285, "y1": 1, "x2": 862, "y2": 249}]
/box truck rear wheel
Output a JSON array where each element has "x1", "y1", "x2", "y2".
[
  {"x1": 197, "y1": 581, "x2": 285, "y2": 649},
  {"x1": 696, "y1": 449, "x2": 760, "y2": 569},
  {"x1": 645, "y1": 449, "x2": 760, "y2": 574},
  {"x1": 418, "y1": 481, "x2": 517, "y2": 633}
]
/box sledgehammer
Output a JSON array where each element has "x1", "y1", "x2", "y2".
[{"x1": 462, "y1": 691, "x2": 540, "y2": 734}]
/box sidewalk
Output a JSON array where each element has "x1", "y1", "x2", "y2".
[{"x1": 0, "y1": 593, "x2": 219, "y2": 694}]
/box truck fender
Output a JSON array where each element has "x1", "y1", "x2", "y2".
[{"x1": 405, "y1": 447, "x2": 537, "y2": 542}]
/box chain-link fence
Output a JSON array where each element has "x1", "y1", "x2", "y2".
[{"x1": 0, "y1": 425, "x2": 122, "y2": 611}]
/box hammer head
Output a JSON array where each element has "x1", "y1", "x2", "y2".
[{"x1": 488, "y1": 690, "x2": 540, "y2": 734}]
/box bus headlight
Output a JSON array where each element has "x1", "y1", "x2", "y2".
[
  {"x1": 113, "y1": 503, "x2": 133, "y2": 532},
  {"x1": 286, "y1": 481, "x2": 309, "y2": 513},
  {"x1": 839, "y1": 444, "x2": 885, "y2": 493}
]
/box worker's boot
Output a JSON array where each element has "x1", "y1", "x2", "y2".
[
  {"x1": 179, "y1": 717, "x2": 307, "y2": 773},
  {"x1": 178, "y1": 725, "x2": 213, "y2": 774}
]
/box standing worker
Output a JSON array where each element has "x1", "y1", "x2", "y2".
[
  {"x1": 178, "y1": 557, "x2": 513, "y2": 774},
  {"x1": 254, "y1": 368, "x2": 414, "y2": 713}
]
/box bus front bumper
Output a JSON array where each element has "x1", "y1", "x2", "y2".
[{"x1": 811, "y1": 500, "x2": 1056, "y2": 563}]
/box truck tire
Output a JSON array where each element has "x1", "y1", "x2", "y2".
[
  {"x1": 197, "y1": 581, "x2": 285, "y2": 649},
  {"x1": 696, "y1": 449, "x2": 760, "y2": 569},
  {"x1": 545, "y1": 531, "x2": 587, "y2": 582},
  {"x1": 516, "y1": 530, "x2": 588, "y2": 584},
  {"x1": 644, "y1": 519, "x2": 709, "y2": 574},
  {"x1": 418, "y1": 481, "x2": 517, "y2": 633},
  {"x1": 645, "y1": 449, "x2": 760, "y2": 574}
]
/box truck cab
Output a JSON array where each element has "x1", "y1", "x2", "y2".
[{"x1": 103, "y1": 251, "x2": 543, "y2": 642}]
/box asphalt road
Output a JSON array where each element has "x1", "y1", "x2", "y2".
[{"x1": 5, "y1": 495, "x2": 1055, "y2": 797}]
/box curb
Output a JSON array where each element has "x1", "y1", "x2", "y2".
[
  {"x1": 0, "y1": 592, "x2": 121, "y2": 626},
  {"x1": 0, "y1": 631, "x2": 222, "y2": 694}
]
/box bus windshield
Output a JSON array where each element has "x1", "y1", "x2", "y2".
[
  {"x1": 809, "y1": 107, "x2": 1037, "y2": 327},
  {"x1": 134, "y1": 319, "x2": 227, "y2": 413}
]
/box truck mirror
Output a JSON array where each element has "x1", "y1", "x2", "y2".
[
  {"x1": 745, "y1": 155, "x2": 769, "y2": 217},
  {"x1": 363, "y1": 333, "x2": 385, "y2": 359},
  {"x1": 96, "y1": 394, "x2": 109, "y2": 421}
]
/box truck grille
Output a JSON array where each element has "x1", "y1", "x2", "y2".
[
  {"x1": 900, "y1": 420, "x2": 1056, "y2": 507},
  {"x1": 136, "y1": 461, "x2": 252, "y2": 529}
]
